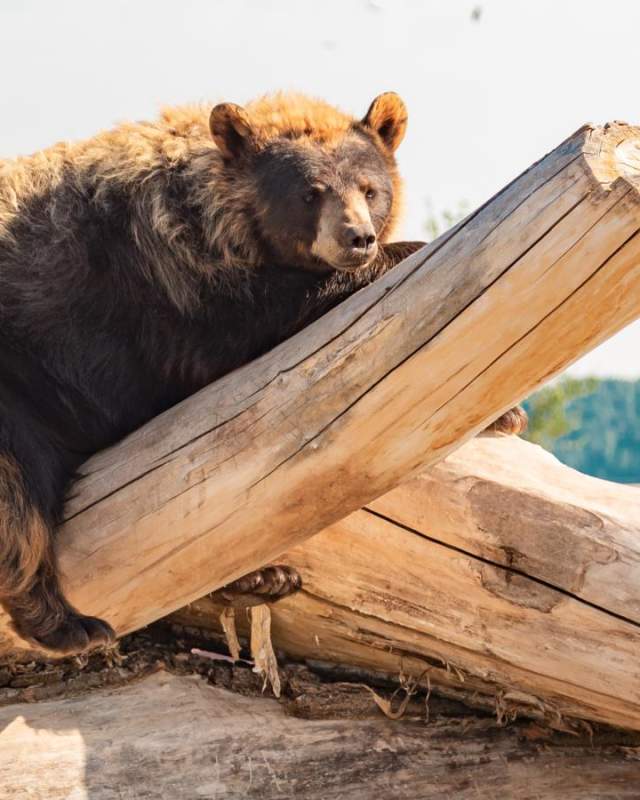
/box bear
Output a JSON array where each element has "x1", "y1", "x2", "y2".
[{"x1": 0, "y1": 91, "x2": 525, "y2": 655}]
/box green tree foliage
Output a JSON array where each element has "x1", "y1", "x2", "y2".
[
  {"x1": 523, "y1": 377, "x2": 598, "y2": 451},
  {"x1": 523, "y1": 379, "x2": 640, "y2": 484}
]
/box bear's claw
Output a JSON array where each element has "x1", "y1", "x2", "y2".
[
  {"x1": 211, "y1": 565, "x2": 302, "y2": 608},
  {"x1": 28, "y1": 613, "x2": 116, "y2": 656},
  {"x1": 485, "y1": 405, "x2": 528, "y2": 436}
]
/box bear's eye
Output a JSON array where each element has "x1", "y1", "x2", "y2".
[
  {"x1": 303, "y1": 189, "x2": 319, "y2": 205},
  {"x1": 365, "y1": 188, "x2": 376, "y2": 200},
  {"x1": 303, "y1": 185, "x2": 325, "y2": 205}
]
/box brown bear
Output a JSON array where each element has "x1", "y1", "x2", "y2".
[{"x1": 0, "y1": 91, "x2": 525, "y2": 655}]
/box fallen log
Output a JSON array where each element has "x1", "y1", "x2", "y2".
[
  {"x1": 3, "y1": 122, "x2": 640, "y2": 655},
  {"x1": 2, "y1": 671, "x2": 640, "y2": 800},
  {"x1": 171, "y1": 434, "x2": 640, "y2": 731}
]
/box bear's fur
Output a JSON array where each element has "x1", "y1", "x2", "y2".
[{"x1": 0, "y1": 91, "x2": 425, "y2": 653}]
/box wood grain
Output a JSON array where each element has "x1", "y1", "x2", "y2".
[{"x1": 1, "y1": 671, "x2": 639, "y2": 800}]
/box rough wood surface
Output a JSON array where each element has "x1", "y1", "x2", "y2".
[
  {"x1": 171, "y1": 435, "x2": 640, "y2": 732},
  {"x1": 1, "y1": 671, "x2": 639, "y2": 800},
  {"x1": 4, "y1": 122, "x2": 640, "y2": 653}
]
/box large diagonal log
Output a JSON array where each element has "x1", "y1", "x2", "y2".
[{"x1": 3, "y1": 122, "x2": 640, "y2": 651}]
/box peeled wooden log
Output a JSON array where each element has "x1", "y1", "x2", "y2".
[
  {"x1": 172, "y1": 435, "x2": 640, "y2": 732},
  {"x1": 2, "y1": 671, "x2": 639, "y2": 800},
  {"x1": 3, "y1": 122, "x2": 640, "y2": 653}
]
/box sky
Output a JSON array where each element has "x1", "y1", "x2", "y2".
[{"x1": 1, "y1": 0, "x2": 638, "y2": 378}]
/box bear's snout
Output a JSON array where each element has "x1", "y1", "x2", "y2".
[{"x1": 343, "y1": 223, "x2": 377, "y2": 253}]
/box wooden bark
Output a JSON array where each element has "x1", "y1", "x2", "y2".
[
  {"x1": 171, "y1": 435, "x2": 640, "y2": 732},
  {"x1": 1, "y1": 671, "x2": 639, "y2": 800},
  {"x1": 4, "y1": 122, "x2": 640, "y2": 652}
]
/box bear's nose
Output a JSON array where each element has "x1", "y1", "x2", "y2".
[{"x1": 345, "y1": 225, "x2": 377, "y2": 252}]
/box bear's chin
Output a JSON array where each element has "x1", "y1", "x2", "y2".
[
  {"x1": 301, "y1": 254, "x2": 375, "y2": 274},
  {"x1": 323, "y1": 246, "x2": 378, "y2": 273},
  {"x1": 330, "y1": 255, "x2": 377, "y2": 273}
]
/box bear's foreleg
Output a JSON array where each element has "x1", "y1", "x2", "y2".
[
  {"x1": 372, "y1": 240, "x2": 427, "y2": 274},
  {"x1": 0, "y1": 452, "x2": 115, "y2": 654}
]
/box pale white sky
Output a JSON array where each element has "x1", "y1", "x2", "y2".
[{"x1": 1, "y1": 0, "x2": 638, "y2": 377}]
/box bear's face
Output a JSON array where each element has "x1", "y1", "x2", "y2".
[{"x1": 210, "y1": 94, "x2": 407, "y2": 273}]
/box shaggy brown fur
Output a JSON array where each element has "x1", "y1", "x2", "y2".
[
  {"x1": 1, "y1": 93, "x2": 405, "y2": 313},
  {"x1": 0, "y1": 91, "x2": 427, "y2": 654},
  {"x1": 0, "y1": 91, "x2": 523, "y2": 654}
]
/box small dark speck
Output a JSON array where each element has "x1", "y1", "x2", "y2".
[{"x1": 471, "y1": 5, "x2": 482, "y2": 22}]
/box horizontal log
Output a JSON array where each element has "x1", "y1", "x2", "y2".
[
  {"x1": 172, "y1": 435, "x2": 640, "y2": 731},
  {"x1": 373, "y1": 432, "x2": 640, "y2": 623},
  {"x1": 3, "y1": 122, "x2": 640, "y2": 653},
  {"x1": 1, "y1": 671, "x2": 639, "y2": 799}
]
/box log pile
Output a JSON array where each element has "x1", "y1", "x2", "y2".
[{"x1": 2, "y1": 122, "x2": 640, "y2": 797}]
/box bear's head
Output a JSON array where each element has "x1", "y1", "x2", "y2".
[{"x1": 209, "y1": 93, "x2": 407, "y2": 273}]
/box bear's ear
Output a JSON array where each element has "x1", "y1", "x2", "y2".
[
  {"x1": 210, "y1": 103, "x2": 255, "y2": 160},
  {"x1": 361, "y1": 93, "x2": 408, "y2": 153}
]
